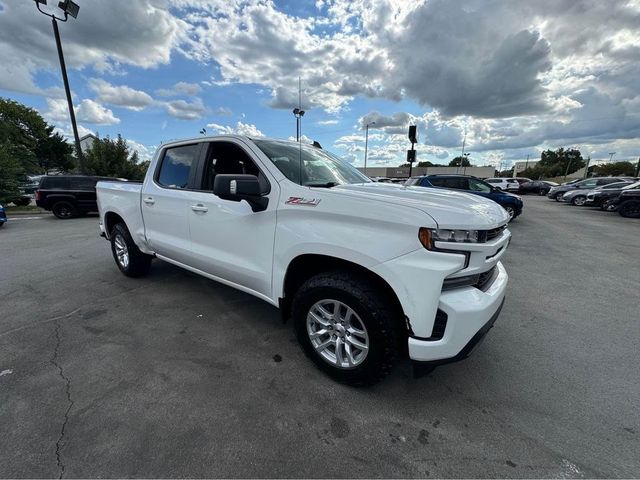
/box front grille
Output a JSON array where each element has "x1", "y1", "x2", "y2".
[
  {"x1": 475, "y1": 266, "x2": 498, "y2": 292},
  {"x1": 482, "y1": 225, "x2": 506, "y2": 242}
]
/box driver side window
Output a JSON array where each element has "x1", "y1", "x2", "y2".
[{"x1": 201, "y1": 141, "x2": 268, "y2": 193}]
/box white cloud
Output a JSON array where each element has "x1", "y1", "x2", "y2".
[
  {"x1": 206, "y1": 121, "x2": 265, "y2": 137},
  {"x1": 165, "y1": 98, "x2": 207, "y2": 120},
  {"x1": 156, "y1": 81, "x2": 202, "y2": 97},
  {"x1": 89, "y1": 79, "x2": 154, "y2": 111},
  {"x1": 45, "y1": 98, "x2": 120, "y2": 126}
]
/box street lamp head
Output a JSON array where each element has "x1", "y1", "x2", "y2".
[{"x1": 58, "y1": 0, "x2": 79, "y2": 19}]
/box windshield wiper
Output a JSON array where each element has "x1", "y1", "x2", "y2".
[{"x1": 306, "y1": 182, "x2": 339, "y2": 188}]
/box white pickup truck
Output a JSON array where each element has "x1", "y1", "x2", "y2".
[{"x1": 97, "y1": 135, "x2": 510, "y2": 385}]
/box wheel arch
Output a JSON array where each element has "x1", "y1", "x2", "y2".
[
  {"x1": 279, "y1": 253, "x2": 405, "y2": 324},
  {"x1": 104, "y1": 211, "x2": 126, "y2": 238}
]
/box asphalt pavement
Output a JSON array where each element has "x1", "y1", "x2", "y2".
[{"x1": 0, "y1": 197, "x2": 638, "y2": 478}]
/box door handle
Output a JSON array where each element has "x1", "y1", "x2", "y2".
[
  {"x1": 191, "y1": 204, "x2": 208, "y2": 213},
  {"x1": 143, "y1": 197, "x2": 155, "y2": 205}
]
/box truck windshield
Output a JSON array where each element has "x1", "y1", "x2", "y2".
[{"x1": 253, "y1": 139, "x2": 370, "y2": 187}]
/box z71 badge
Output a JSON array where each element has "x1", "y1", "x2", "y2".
[{"x1": 285, "y1": 196, "x2": 321, "y2": 206}]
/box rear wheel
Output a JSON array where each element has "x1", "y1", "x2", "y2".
[
  {"x1": 292, "y1": 271, "x2": 401, "y2": 386},
  {"x1": 52, "y1": 201, "x2": 77, "y2": 219},
  {"x1": 110, "y1": 223, "x2": 152, "y2": 277},
  {"x1": 618, "y1": 200, "x2": 640, "y2": 218},
  {"x1": 602, "y1": 200, "x2": 616, "y2": 212},
  {"x1": 571, "y1": 195, "x2": 587, "y2": 206},
  {"x1": 538, "y1": 189, "x2": 546, "y2": 196}
]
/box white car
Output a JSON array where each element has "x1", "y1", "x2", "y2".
[
  {"x1": 484, "y1": 178, "x2": 520, "y2": 192},
  {"x1": 97, "y1": 135, "x2": 510, "y2": 385}
]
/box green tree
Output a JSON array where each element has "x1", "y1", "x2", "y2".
[
  {"x1": 449, "y1": 156, "x2": 471, "y2": 167},
  {"x1": 0, "y1": 145, "x2": 25, "y2": 204},
  {"x1": 0, "y1": 97, "x2": 49, "y2": 171},
  {"x1": 35, "y1": 130, "x2": 75, "y2": 173},
  {"x1": 0, "y1": 97, "x2": 76, "y2": 174},
  {"x1": 521, "y1": 148, "x2": 585, "y2": 179},
  {"x1": 592, "y1": 161, "x2": 635, "y2": 177},
  {"x1": 84, "y1": 135, "x2": 148, "y2": 180}
]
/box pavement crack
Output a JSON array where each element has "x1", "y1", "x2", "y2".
[{"x1": 50, "y1": 315, "x2": 75, "y2": 479}]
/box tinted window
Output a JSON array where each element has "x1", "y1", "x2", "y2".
[
  {"x1": 597, "y1": 178, "x2": 621, "y2": 185},
  {"x1": 429, "y1": 177, "x2": 468, "y2": 189},
  {"x1": 70, "y1": 177, "x2": 98, "y2": 190},
  {"x1": 157, "y1": 144, "x2": 199, "y2": 189},
  {"x1": 579, "y1": 180, "x2": 597, "y2": 188},
  {"x1": 468, "y1": 178, "x2": 492, "y2": 192},
  {"x1": 201, "y1": 141, "x2": 268, "y2": 193},
  {"x1": 41, "y1": 177, "x2": 69, "y2": 189},
  {"x1": 485, "y1": 179, "x2": 501, "y2": 184}
]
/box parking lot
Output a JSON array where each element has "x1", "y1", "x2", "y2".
[{"x1": 0, "y1": 196, "x2": 638, "y2": 478}]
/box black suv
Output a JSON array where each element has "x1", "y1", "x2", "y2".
[
  {"x1": 610, "y1": 188, "x2": 640, "y2": 218},
  {"x1": 35, "y1": 175, "x2": 116, "y2": 219}
]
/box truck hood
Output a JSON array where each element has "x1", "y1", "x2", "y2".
[{"x1": 325, "y1": 183, "x2": 510, "y2": 229}]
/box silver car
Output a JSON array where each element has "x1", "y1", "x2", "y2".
[{"x1": 562, "y1": 181, "x2": 632, "y2": 206}]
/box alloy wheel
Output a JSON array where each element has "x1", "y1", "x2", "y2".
[{"x1": 306, "y1": 299, "x2": 369, "y2": 369}]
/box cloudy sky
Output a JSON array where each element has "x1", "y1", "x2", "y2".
[{"x1": 1, "y1": 0, "x2": 639, "y2": 168}]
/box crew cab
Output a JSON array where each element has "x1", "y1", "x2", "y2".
[{"x1": 97, "y1": 136, "x2": 511, "y2": 385}]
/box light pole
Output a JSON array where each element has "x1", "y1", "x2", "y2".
[
  {"x1": 34, "y1": 0, "x2": 85, "y2": 173},
  {"x1": 524, "y1": 153, "x2": 530, "y2": 173},
  {"x1": 462, "y1": 152, "x2": 470, "y2": 174},
  {"x1": 608, "y1": 152, "x2": 616, "y2": 162},
  {"x1": 364, "y1": 121, "x2": 375, "y2": 176},
  {"x1": 292, "y1": 108, "x2": 305, "y2": 142}
]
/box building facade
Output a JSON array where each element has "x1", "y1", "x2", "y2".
[{"x1": 358, "y1": 166, "x2": 496, "y2": 179}]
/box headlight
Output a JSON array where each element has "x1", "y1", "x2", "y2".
[{"x1": 419, "y1": 227, "x2": 480, "y2": 249}]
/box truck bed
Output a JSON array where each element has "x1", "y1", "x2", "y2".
[{"x1": 96, "y1": 181, "x2": 145, "y2": 246}]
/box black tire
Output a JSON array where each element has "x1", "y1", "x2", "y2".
[
  {"x1": 571, "y1": 195, "x2": 587, "y2": 206},
  {"x1": 292, "y1": 271, "x2": 402, "y2": 386},
  {"x1": 538, "y1": 189, "x2": 546, "y2": 196},
  {"x1": 0, "y1": 222, "x2": 4, "y2": 228},
  {"x1": 618, "y1": 200, "x2": 640, "y2": 218},
  {"x1": 601, "y1": 200, "x2": 616, "y2": 212},
  {"x1": 110, "y1": 223, "x2": 152, "y2": 277},
  {"x1": 52, "y1": 201, "x2": 77, "y2": 219},
  {"x1": 554, "y1": 192, "x2": 564, "y2": 201}
]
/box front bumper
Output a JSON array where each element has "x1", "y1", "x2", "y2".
[
  {"x1": 408, "y1": 262, "x2": 507, "y2": 362},
  {"x1": 371, "y1": 230, "x2": 509, "y2": 364}
]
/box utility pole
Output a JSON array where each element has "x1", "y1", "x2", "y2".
[
  {"x1": 35, "y1": 0, "x2": 85, "y2": 173},
  {"x1": 363, "y1": 121, "x2": 375, "y2": 176},
  {"x1": 583, "y1": 156, "x2": 590, "y2": 178},
  {"x1": 459, "y1": 129, "x2": 467, "y2": 174},
  {"x1": 524, "y1": 153, "x2": 530, "y2": 173},
  {"x1": 635, "y1": 157, "x2": 640, "y2": 177}
]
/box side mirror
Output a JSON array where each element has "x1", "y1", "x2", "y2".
[{"x1": 213, "y1": 174, "x2": 268, "y2": 212}]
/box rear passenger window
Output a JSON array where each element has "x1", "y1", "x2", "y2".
[
  {"x1": 70, "y1": 177, "x2": 97, "y2": 190},
  {"x1": 41, "y1": 177, "x2": 69, "y2": 189},
  {"x1": 157, "y1": 144, "x2": 199, "y2": 189}
]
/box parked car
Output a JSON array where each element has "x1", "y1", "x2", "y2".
[
  {"x1": 408, "y1": 174, "x2": 523, "y2": 220},
  {"x1": 0, "y1": 204, "x2": 6, "y2": 227},
  {"x1": 484, "y1": 178, "x2": 520, "y2": 192},
  {"x1": 519, "y1": 180, "x2": 558, "y2": 195},
  {"x1": 97, "y1": 135, "x2": 511, "y2": 386},
  {"x1": 609, "y1": 188, "x2": 640, "y2": 218},
  {"x1": 562, "y1": 181, "x2": 632, "y2": 206},
  {"x1": 35, "y1": 175, "x2": 119, "y2": 219},
  {"x1": 586, "y1": 180, "x2": 640, "y2": 209},
  {"x1": 547, "y1": 177, "x2": 633, "y2": 201},
  {"x1": 370, "y1": 176, "x2": 393, "y2": 183}
]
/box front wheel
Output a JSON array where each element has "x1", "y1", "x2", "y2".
[
  {"x1": 292, "y1": 272, "x2": 401, "y2": 386},
  {"x1": 554, "y1": 192, "x2": 564, "y2": 201},
  {"x1": 618, "y1": 200, "x2": 640, "y2": 218},
  {"x1": 571, "y1": 195, "x2": 587, "y2": 206},
  {"x1": 110, "y1": 223, "x2": 152, "y2": 277},
  {"x1": 503, "y1": 205, "x2": 516, "y2": 221}
]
